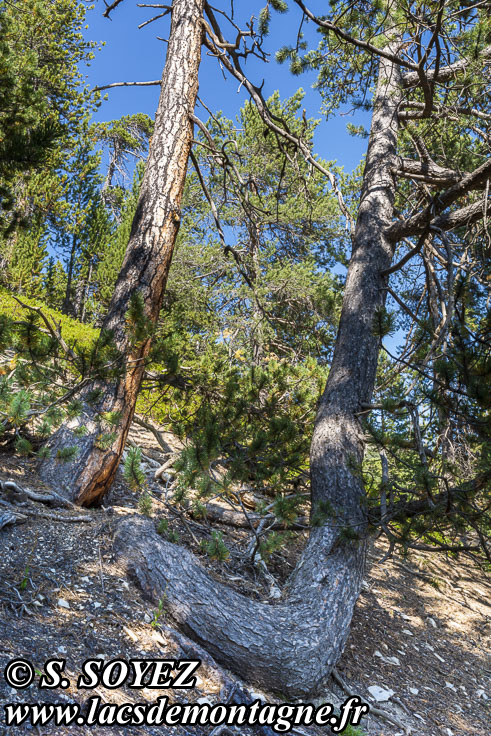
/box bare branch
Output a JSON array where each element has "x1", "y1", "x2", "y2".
[
  {"x1": 402, "y1": 44, "x2": 491, "y2": 87},
  {"x1": 387, "y1": 158, "x2": 491, "y2": 240},
  {"x1": 138, "y1": 10, "x2": 171, "y2": 29},
  {"x1": 430, "y1": 197, "x2": 491, "y2": 233},
  {"x1": 381, "y1": 230, "x2": 428, "y2": 276},
  {"x1": 293, "y1": 0, "x2": 418, "y2": 70},
  {"x1": 201, "y1": 8, "x2": 355, "y2": 235},
  {"x1": 93, "y1": 80, "x2": 162, "y2": 92},
  {"x1": 103, "y1": 0, "x2": 126, "y2": 18},
  {"x1": 394, "y1": 158, "x2": 461, "y2": 187}
]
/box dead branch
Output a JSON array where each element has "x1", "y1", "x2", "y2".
[
  {"x1": 93, "y1": 80, "x2": 161, "y2": 92},
  {"x1": 201, "y1": 6, "x2": 355, "y2": 236},
  {"x1": 0, "y1": 480, "x2": 76, "y2": 509},
  {"x1": 394, "y1": 158, "x2": 461, "y2": 186},
  {"x1": 190, "y1": 501, "x2": 309, "y2": 530},
  {"x1": 402, "y1": 44, "x2": 491, "y2": 87},
  {"x1": 292, "y1": 0, "x2": 417, "y2": 70},
  {"x1": 132, "y1": 415, "x2": 174, "y2": 454},
  {"x1": 387, "y1": 158, "x2": 491, "y2": 241},
  {"x1": 103, "y1": 0, "x2": 126, "y2": 18}
]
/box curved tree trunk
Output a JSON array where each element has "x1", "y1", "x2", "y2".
[
  {"x1": 115, "y1": 54, "x2": 403, "y2": 697},
  {"x1": 39, "y1": 0, "x2": 204, "y2": 505}
]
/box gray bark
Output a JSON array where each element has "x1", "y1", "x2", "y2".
[{"x1": 114, "y1": 51, "x2": 403, "y2": 697}]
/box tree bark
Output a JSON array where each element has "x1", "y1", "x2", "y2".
[
  {"x1": 39, "y1": 0, "x2": 204, "y2": 505},
  {"x1": 61, "y1": 234, "x2": 77, "y2": 316},
  {"x1": 114, "y1": 52, "x2": 403, "y2": 697}
]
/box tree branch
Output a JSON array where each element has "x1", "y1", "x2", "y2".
[
  {"x1": 387, "y1": 158, "x2": 491, "y2": 240},
  {"x1": 103, "y1": 0, "x2": 126, "y2": 18},
  {"x1": 93, "y1": 80, "x2": 162, "y2": 92},
  {"x1": 394, "y1": 158, "x2": 461, "y2": 186},
  {"x1": 201, "y1": 8, "x2": 355, "y2": 235},
  {"x1": 292, "y1": 0, "x2": 418, "y2": 70},
  {"x1": 402, "y1": 45, "x2": 491, "y2": 87}
]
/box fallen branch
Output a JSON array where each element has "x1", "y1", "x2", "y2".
[
  {"x1": 132, "y1": 415, "x2": 174, "y2": 454},
  {"x1": 190, "y1": 501, "x2": 309, "y2": 530},
  {"x1": 154, "y1": 454, "x2": 178, "y2": 481},
  {"x1": 16, "y1": 508, "x2": 92, "y2": 523},
  {"x1": 0, "y1": 510, "x2": 25, "y2": 530},
  {"x1": 0, "y1": 480, "x2": 76, "y2": 509},
  {"x1": 0, "y1": 500, "x2": 90, "y2": 524},
  {"x1": 332, "y1": 668, "x2": 410, "y2": 733}
]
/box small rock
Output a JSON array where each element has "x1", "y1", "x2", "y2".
[
  {"x1": 427, "y1": 617, "x2": 437, "y2": 628},
  {"x1": 93, "y1": 602, "x2": 101, "y2": 609},
  {"x1": 57, "y1": 646, "x2": 67, "y2": 654},
  {"x1": 81, "y1": 576, "x2": 90, "y2": 583},
  {"x1": 123, "y1": 627, "x2": 139, "y2": 643},
  {"x1": 144, "y1": 613, "x2": 151, "y2": 623},
  {"x1": 475, "y1": 689, "x2": 487, "y2": 700},
  {"x1": 409, "y1": 687, "x2": 419, "y2": 695},
  {"x1": 402, "y1": 629, "x2": 413, "y2": 636},
  {"x1": 446, "y1": 729, "x2": 453, "y2": 736},
  {"x1": 250, "y1": 691, "x2": 267, "y2": 703},
  {"x1": 445, "y1": 682, "x2": 456, "y2": 691},
  {"x1": 387, "y1": 656, "x2": 401, "y2": 665},
  {"x1": 367, "y1": 685, "x2": 394, "y2": 702},
  {"x1": 57, "y1": 599, "x2": 70, "y2": 609},
  {"x1": 374, "y1": 650, "x2": 384, "y2": 659},
  {"x1": 196, "y1": 697, "x2": 212, "y2": 706}
]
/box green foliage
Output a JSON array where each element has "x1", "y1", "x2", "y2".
[
  {"x1": 124, "y1": 447, "x2": 146, "y2": 491},
  {"x1": 95, "y1": 163, "x2": 144, "y2": 309},
  {"x1": 94, "y1": 431, "x2": 117, "y2": 451},
  {"x1": 157, "y1": 518, "x2": 180, "y2": 544},
  {"x1": 56, "y1": 446, "x2": 79, "y2": 462},
  {"x1": 200, "y1": 531, "x2": 230, "y2": 562},
  {"x1": 100, "y1": 411, "x2": 122, "y2": 426},
  {"x1": 372, "y1": 307, "x2": 397, "y2": 339},
  {"x1": 7, "y1": 391, "x2": 30, "y2": 426},
  {"x1": 138, "y1": 491, "x2": 153, "y2": 517},
  {"x1": 15, "y1": 436, "x2": 33, "y2": 457},
  {"x1": 66, "y1": 400, "x2": 84, "y2": 420},
  {"x1": 259, "y1": 531, "x2": 292, "y2": 560},
  {"x1": 0, "y1": 0, "x2": 100, "y2": 229},
  {"x1": 125, "y1": 291, "x2": 152, "y2": 347},
  {"x1": 0, "y1": 289, "x2": 98, "y2": 350},
  {"x1": 150, "y1": 598, "x2": 166, "y2": 628}
]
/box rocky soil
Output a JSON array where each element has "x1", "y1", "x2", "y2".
[{"x1": 0, "y1": 423, "x2": 489, "y2": 736}]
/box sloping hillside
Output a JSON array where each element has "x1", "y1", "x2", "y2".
[{"x1": 0, "y1": 422, "x2": 489, "y2": 736}]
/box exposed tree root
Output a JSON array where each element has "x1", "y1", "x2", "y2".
[{"x1": 114, "y1": 514, "x2": 365, "y2": 698}]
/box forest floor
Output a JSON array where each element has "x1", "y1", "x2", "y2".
[{"x1": 0, "y1": 423, "x2": 489, "y2": 736}]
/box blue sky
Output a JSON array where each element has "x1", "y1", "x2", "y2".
[{"x1": 84, "y1": 1, "x2": 368, "y2": 173}]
